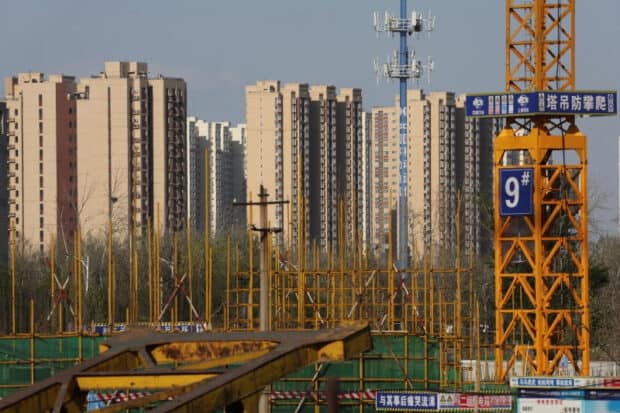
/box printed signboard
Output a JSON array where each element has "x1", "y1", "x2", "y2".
[
  {"x1": 511, "y1": 377, "x2": 620, "y2": 389},
  {"x1": 438, "y1": 393, "x2": 512, "y2": 410},
  {"x1": 499, "y1": 168, "x2": 534, "y2": 216},
  {"x1": 466, "y1": 91, "x2": 617, "y2": 118},
  {"x1": 518, "y1": 397, "x2": 582, "y2": 413},
  {"x1": 375, "y1": 392, "x2": 438, "y2": 411}
]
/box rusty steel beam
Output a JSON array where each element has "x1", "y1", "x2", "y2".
[{"x1": 0, "y1": 325, "x2": 372, "y2": 413}]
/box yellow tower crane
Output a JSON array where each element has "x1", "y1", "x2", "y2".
[{"x1": 466, "y1": 0, "x2": 616, "y2": 381}]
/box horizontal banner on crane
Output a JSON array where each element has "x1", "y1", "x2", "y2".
[
  {"x1": 511, "y1": 377, "x2": 620, "y2": 389},
  {"x1": 465, "y1": 90, "x2": 617, "y2": 118}
]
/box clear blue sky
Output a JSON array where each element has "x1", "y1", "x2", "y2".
[{"x1": 1, "y1": 1, "x2": 618, "y2": 232}]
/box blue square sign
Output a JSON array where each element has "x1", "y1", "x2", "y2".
[{"x1": 499, "y1": 168, "x2": 534, "y2": 216}]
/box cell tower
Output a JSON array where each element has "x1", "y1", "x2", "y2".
[{"x1": 373, "y1": 1, "x2": 434, "y2": 271}]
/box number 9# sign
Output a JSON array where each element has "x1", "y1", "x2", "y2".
[{"x1": 500, "y1": 168, "x2": 533, "y2": 216}]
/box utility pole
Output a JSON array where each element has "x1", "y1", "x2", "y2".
[
  {"x1": 233, "y1": 185, "x2": 288, "y2": 413},
  {"x1": 234, "y1": 186, "x2": 288, "y2": 330}
]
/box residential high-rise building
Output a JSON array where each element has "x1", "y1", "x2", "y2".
[
  {"x1": 361, "y1": 111, "x2": 373, "y2": 249},
  {"x1": 75, "y1": 62, "x2": 186, "y2": 237},
  {"x1": 455, "y1": 96, "x2": 497, "y2": 255},
  {"x1": 0, "y1": 101, "x2": 8, "y2": 265},
  {"x1": 336, "y1": 88, "x2": 364, "y2": 255},
  {"x1": 229, "y1": 123, "x2": 247, "y2": 228},
  {"x1": 371, "y1": 90, "x2": 494, "y2": 260},
  {"x1": 4, "y1": 73, "x2": 78, "y2": 252},
  {"x1": 246, "y1": 81, "x2": 366, "y2": 256},
  {"x1": 309, "y1": 85, "x2": 338, "y2": 251},
  {"x1": 246, "y1": 81, "x2": 312, "y2": 253},
  {"x1": 187, "y1": 118, "x2": 237, "y2": 236},
  {"x1": 246, "y1": 81, "x2": 281, "y2": 240}
]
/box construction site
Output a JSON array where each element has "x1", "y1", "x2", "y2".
[{"x1": 0, "y1": 0, "x2": 618, "y2": 412}]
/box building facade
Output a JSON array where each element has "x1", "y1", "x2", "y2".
[
  {"x1": 187, "y1": 118, "x2": 238, "y2": 236},
  {"x1": 371, "y1": 90, "x2": 494, "y2": 260},
  {"x1": 4, "y1": 73, "x2": 78, "y2": 252},
  {"x1": 75, "y1": 62, "x2": 186, "y2": 238},
  {"x1": 229, "y1": 123, "x2": 247, "y2": 228},
  {"x1": 361, "y1": 111, "x2": 373, "y2": 249},
  {"x1": 0, "y1": 102, "x2": 8, "y2": 265},
  {"x1": 308, "y1": 85, "x2": 338, "y2": 251},
  {"x1": 336, "y1": 88, "x2": 364, "y2": 255},
  {"x1": 246, "y1": 81, "x2": 366, "y2": 256}
]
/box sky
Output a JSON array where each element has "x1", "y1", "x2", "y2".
[{"x1": 1, "y1": 0, "x2": 618, "y2": 233}]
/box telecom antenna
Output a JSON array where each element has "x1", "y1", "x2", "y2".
[{"x1": 374, "y1": 1, "x2": 434, "y2": 273}]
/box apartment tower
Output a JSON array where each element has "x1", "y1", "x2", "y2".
[
  {"x1": 75, "y1": 62, "x2": 186, "y2": 238},
  {"x1": 308, "y1": 85, "x2": 338, "y2": 251},
  {"x1": 247, "y1": 81, "x2": 368, "y2": 257},
  {"x1": 187, "y1": 118, "x2": 238, "y2": 236},
  {"x1": 371, "y1": 90, "x2": 493, "y2": 260},
  {"x1": 4, "y1": 73, "x2": 77, "y2": 252},
  {"x1": 336, "y1": 89, "x2": 364, "y2": 255},
  {"x1": 246, "y1": 81, "x2": 312, "y2": 254}
]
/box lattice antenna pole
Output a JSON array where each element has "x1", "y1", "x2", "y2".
[{"x1": 373, "y1": 1, "x2": 434, "y2": 273}]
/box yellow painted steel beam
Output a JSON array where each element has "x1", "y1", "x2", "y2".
[
  {"x1": 75, "y1": 373, "x2": 218, "y2": 391},
  {"x1": 149, "y1": 340, "x2": 278, "y2": 366}
]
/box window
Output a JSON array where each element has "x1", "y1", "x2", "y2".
[
  {"x1": 39, "y1": 190, "x2": 43, "y2": 201},
  {"x1": 39, "y1": 136, "x2": 43, "y2": 146},
  {"x1": 39, "y1": 176, "x2": 43, "y2": 187},
  {"x1": 40, "y1": 204, "x2": 43, "y2": 215},
  {"x1": 39, "y1": 150, "x2": 43, "y2": 161},
  {"x1": 68, "y1": 121, "x2": 73, "y2": 128},
  {"x1": 40, "y1": 231, "x2": 44, "y2": 243},
  {"x1": 38, "y1": 109, "x2": 43, "y2": 120},
  {"x1": 38, "y1": 95, "x2": 43, "y2": 106},
  {"x1": 39, "y1": 123, "x2": 43, "y2": 134},
  {"x1": 39, "y1": 163, "x2": 43, "y2": 174},
  {"x1": 69, "y1": 176, "x2": 73, "y2": 183},
  {"x1": 40, "y1": 217, "x2": 44, "y2": 227},
  {"x1": 68, "y1": 107, "x2": 73, "y2": 114},
  {"x1": 14, "y1": 109, "x2": 18, "y2": 116}
]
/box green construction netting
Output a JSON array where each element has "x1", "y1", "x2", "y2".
[{"x1": 0, "y1": 335, "x2": 106, "y2": 398}]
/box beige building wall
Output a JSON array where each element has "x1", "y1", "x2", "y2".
[
  {"x1": 245, "y1": 81, "x2": 280, "y2": 238},
  {"x1": 371, "y1": 105, "x2": 398, "y2": 250},
  {"x1": 76, "y1": 62, "x2": 186, "y2": 238},
  {"x1": 4, "y1": 73, "x2": 77, "y2": 252}
]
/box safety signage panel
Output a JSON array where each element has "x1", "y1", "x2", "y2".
[
  {"x1": 518, "y1": 397, "x2": 582, "y2": 413},
  {"x1": 465, "y1": 90, "x2": 617, "y2": 118},
  {"x1": 499, "y1": 168, "x2": 534, "y2": 216},
  {"x1": 375, "y1": 392, "x2": 438, "y2": 411},
  {"x1": 438, "y1": 393, "x2": 512, "y2": 410},
  {"x1": 511, "y1": 377, "x2": 620, "y2": 389}
]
